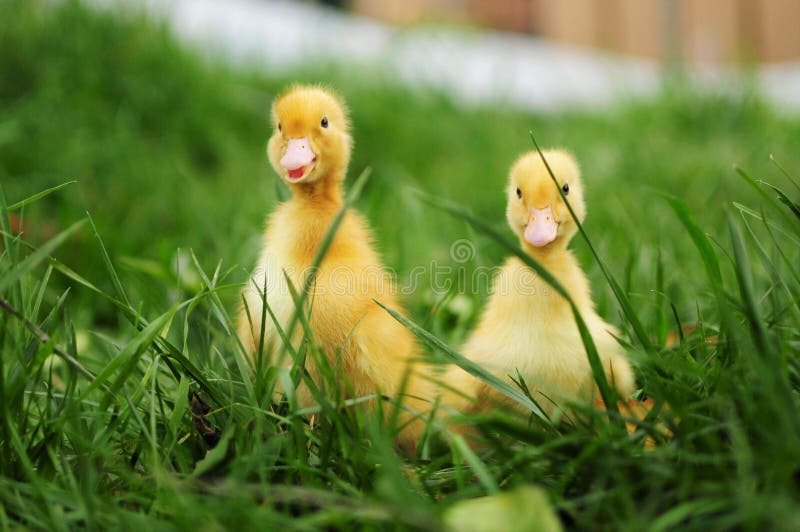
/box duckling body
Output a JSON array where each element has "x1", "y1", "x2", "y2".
[
  {"x1": 458, "y1": 254, "x2": 632, "y2": 418},
  {"x1": 445, "y1": 150, "x2": 634, "y2": 421},
  {"x1": 237, "y1": 86, "x2": 429, "y2": 447}
]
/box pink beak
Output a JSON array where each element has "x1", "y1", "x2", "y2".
[
  {"x1": 279, "y1": 137, "x2": 316, "y2": 175},
  {"x1": 523, "y1": 205, "x2": 558, "y2": 247}
]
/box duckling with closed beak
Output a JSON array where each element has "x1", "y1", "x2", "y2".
[{"x1": 443, "y1": 149, "x2": 635, "y2": 424}]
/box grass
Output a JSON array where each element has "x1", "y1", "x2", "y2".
[{"x1": 1, "y1": 0, "x2": 799, "y2": 529}]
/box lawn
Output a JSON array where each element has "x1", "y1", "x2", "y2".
[{"x1": 1, "y1": 1, "x2": 799, "y2": 529}]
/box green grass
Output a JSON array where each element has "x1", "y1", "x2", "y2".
[{"x1": 2, "y1": 0, "x2": 799, "y2": 529}]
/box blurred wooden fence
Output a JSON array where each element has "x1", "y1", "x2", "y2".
[{"x1": 351, "y1": 0, "x2": 800, "y2": 63}]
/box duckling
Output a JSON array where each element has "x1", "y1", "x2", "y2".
[
  {"x1": 443, "y1": 149, "x2": 634, "y2": 423},
  {"x1": 237, "y1": 86, "x2": 430, "y2": 447}
]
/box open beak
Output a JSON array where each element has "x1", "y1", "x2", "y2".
[
  {"x1": 280, "y1": 136, "x2": 316, "y2": 181},
  {"x1": 523, "y1": 205, "x2": 558, "y2": 247}
]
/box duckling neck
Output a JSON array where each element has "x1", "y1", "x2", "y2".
[
  {"x1": 280, "y1": 171, "x2": 347, "y2": 267},
  {"x1": 525, "y1": 241, "x2": 579, "y2": 287},
  {"x1": 290, "y1": 171, "x2": 345, "y2": 209},
  {"x1": 523, "y1": 241, "x2": 594, "y2": 312},
  {"x1": 523, "y1": 240, "x2": 571, "y2": 268}
]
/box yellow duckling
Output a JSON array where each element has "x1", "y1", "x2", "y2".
[
  {"x1": 237, "y1": 85, "x2": 431, "y2": 448},
  {"x1": 444, "y1": 149, "x2": 634, "y2": 423}
]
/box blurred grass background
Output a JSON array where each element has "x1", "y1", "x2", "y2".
[
  {"x1": 2, "y1": 1, "x2": 800, "y2": 529},
  {"x1": 3, "y1": 0, "x2": 799, "y2": 336}
]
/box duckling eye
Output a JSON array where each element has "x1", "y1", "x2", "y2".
[
  {"x1": 516, "y1": 187, "x2": 522, "y2": 199},
  {"x1": 321, "y1": 116, "x2": 328, "y2": 128},
  {"x1": 562, "y1": 183, "x2": 569, "y2": 195},
  {"x1": 277, "y1": 122, "x2": 281, "y2": 132}
]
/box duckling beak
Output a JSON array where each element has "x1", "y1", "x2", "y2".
[
  {"x1": 280, "y1": 137, "x2": 316, "y2": 181},
  {"x1": 524, "y1": 205, "x2": 558, "y2": 247}
]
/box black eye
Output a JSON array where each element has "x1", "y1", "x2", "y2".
[
  {"x1": 321, "y1": 116, "x2": 328, "y2": 128},
  {"x1": 277, "y1": 122, "x2": 281, "y2": 132},
  {"x1": 516, "y1": 187, "x2": 522, "y2": 199},
  {"x1": 562, "y1": 183, "x2": 569, "y2": 195}
]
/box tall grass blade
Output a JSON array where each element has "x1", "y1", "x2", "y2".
[
  {"x1": 735, "y1": 167, "x2": 799, "y2": 232},
  {"x1": 450, "y1": 435, "x2": 498, "y2": 493},
  {"x1": 6, "y1": 181, "x2": 77, "y2": 212},
  {"x1": 769, "y1": 154, "x2": 800, "y2": 194},
  {"x1": 733, "y1": 203, "x2": 800, "y2": 247},
  {"x1": 761, "y1": 182, "x2": 800, "y2": 222},
  {"x1": 86, "y1": 212, "x2": 131, "y2": 307},
  {"x1": 377, "y1": 300, "x2": 548, "y2": 422},
  {"x1": 529, "y1": 131, "x2": 654, "y2": 355},
  {"x1": 741, "y1": 211, "x2": 800, "y2": 320},
  {"x1": 727, "y1": 213, "x2": 772, "y2": 359},
  {"x1": 278, "y1": 167, "x2": 372, "y2": 368},
  {"x1": 0, "y1": 185, "x2": 19, "y2": 266},
  {"x1": 662, "y1": 193, "x2": 723, "y2": 289}
]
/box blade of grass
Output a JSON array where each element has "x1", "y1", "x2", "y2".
[
  {"x1": 756, "y1": 204, "x2": 800, "y2": 285},
  {"x1": 740, "y1": 209, "x2": 800, "y2": 321},
  {"x1": 244, "y1": 275, "x2": 300, "y2": 371},
  {"x1": 761, "y1": 182, "x2": 800, "y2": 222},
  {"x1": 261, "y1": 167, "x2": 373, "y2": 411},
  {"x1": 86, "y1": 212, "x2": 130, "y2": 307},
  {"x1": 450, "y1": 435, "x2": 498, "y2": 493},
  {"x1": 661, "y1": 193, "x2": 723, "y2": 289},
  {"x1": 376, "y1": 300, "x2": 549, "y2": 422},
  {"x1": 283, "y1": 271, "x2": 321, "y2": 392},
  {"x1": 727, "y1": 213, "x2": 772, "y2": 360},
  {"x1": 30, "y1": 263, "x2": 54, "y2": 325},
  {"x1": 733, "y1": 203, "x2": 800, "y2": 248},
  {"x1": 655, "y1": 248, "x2": 667, "y2": 346},
  {"x1": 769, "y1": 154, "x2": 800, "y2": 194},
  {"x1": 0, "y1": 184, "x2": 20, "y2": 268},
  {"x1": 6, "y1": 181, "x2": 77, "y2": 212},
  {"x1": 529, "y1": 131, "x2": 654, "y2": 356},
  {"x1": 735, "y1": 166, "x2": 799, "y2": 232},
  {"x1": 279, "y1": 167, "x2": 372, "y2": 360}
]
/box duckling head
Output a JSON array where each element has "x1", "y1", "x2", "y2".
[
  {"x1": 506, "y1": 149, "x2": 586, "y2": 252},
  {"x1": 267, "y1": 85, "x2": 351, "y2": 186}
]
